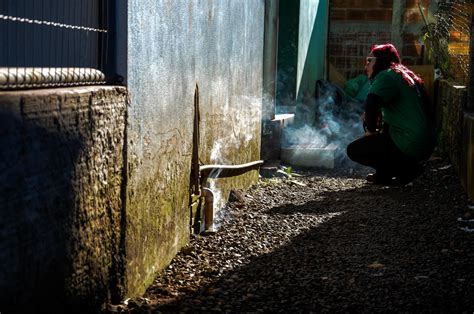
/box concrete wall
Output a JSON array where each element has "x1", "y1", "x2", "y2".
[
  {"x1": 462, "y1": 113, "x2": 474, "y2": 202},
  {"x1": 0, "y1": 1, "x2": 268, "y2": 308},
  {"x1": 436, "y1": 80, "x2": 467, "y2": 174},
  {"x1": 126, "y1": 0, "x2": 264, "y2": 297},
  {"x1": 0, "y1": 86, "x2": 127, "y2": 312},
  {"x1": 436, "y1": 80, "x2": 474, "y2": 202}
]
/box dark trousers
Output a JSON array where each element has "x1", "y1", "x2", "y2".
[{"x1": 346, "y1": 131, "x2": 421, "y2": 180}]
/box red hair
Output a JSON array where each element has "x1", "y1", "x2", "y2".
[{"x1": 370, "y1": 43, "x2": 424, "y2": 87}]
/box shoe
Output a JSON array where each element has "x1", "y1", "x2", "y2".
[
  {"x1": 394, "y1": 164, "x2": 424, "y2": 185},
  {"x1": 366, "y1": 173, "x2": 393, "y2": 185}
]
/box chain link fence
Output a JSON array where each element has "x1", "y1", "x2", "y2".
[{"x1": 422, "y1": 0, "x2": 472, "y2": 85}]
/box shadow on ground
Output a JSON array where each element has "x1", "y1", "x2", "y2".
[{"x1": 127, "y1": 161, "x2": 473, "y2": 312}]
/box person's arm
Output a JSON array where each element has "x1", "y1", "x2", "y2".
[{"x1": 364, "y1": 93, "x2": 384, "y2": 134}]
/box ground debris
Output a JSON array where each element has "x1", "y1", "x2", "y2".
[{"x1": 110, "y1": 157, "x2": 474, "y2": 313}]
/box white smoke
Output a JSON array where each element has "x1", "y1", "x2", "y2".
[{"x1": 281, "y1": 80, "x2": 364, "y2": 166}]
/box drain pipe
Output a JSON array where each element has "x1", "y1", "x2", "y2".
[
  {"x1": 189, "y1": 84, "x2": 264, "y2": 234},
  {"x1": 202, "y1": 188, "x2": 215, "y2": 233},
  {"x1": 197, "y1": 160, "x2": 263, "y2": 234},
  {"x1": 199, "y1": 160, "x2": 264, "y2": 186}
]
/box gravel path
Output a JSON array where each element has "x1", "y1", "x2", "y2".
[{"x1": 111, "y1": 156, "x2": 474, "y2": 313}]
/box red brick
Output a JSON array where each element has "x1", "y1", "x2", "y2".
[
  {"x1": 406, "y1": 0, "x2": 430, "y2": 9},
  {"x1": 328, "y1": 44, "x2": 344, "y2": 56},
  {"x1": 366, "y1": 9, "x2": 392, "y2": 21},
  {"x1": 345, "y1": 44, "x2": 359, "y2": 56},
  {"x1": 357, "y1": 0, "x2": 379, "y2": 9},
  {"x1": 402, "y1": 43, "x2": 423, "y2": 57},
  {"x1": 404, "y1": 9, "x2": 423, "y2": 23},
  {"x1": 347, "y1": 9, "x2": 366, "y2": 20},
  {"x1": 403, "y1": 32, "x2": 418, "y2": 42},
  {"x1": 347, "y1": 57, "x2": 366, "y2": 69},
  {"x1": 415, "y1": 57, "x2": 425, "y2": 65},
  {"x1": 331, "y1": 0, "x2": 355, "y2": 8},
  {"x1": 401, "y1": 57, "x2": 415, "y2": 65},
  {"x1": 335, "y1": 57, "x2": 346, "y2": 68},
  {"x1": 332, "y1": 0, "x2": 371, "y2": 9},
  {"x1": 450, "y1": 31, "x2": 462, "y2": 42},
  {"x1": 378, "y1": 0, "x2": 393, "y2": 7},
  {"x1": 459, "y1": 32, "x2": 470, "y2": 42},
  {"x1": 330, "y1": 9, "x2": 347, "y2": 20},
  {"x1": 405, "y1": 0, "x2": 417, "y2": 8},
  {"x1": 448, "y1": 42, "x2": 470, "y2": 55},
  {"x1": 360, "y1": 44, "x2": 371, "y2": 56},
  {"x1": 328, "y1": 35, "x2": 343, "y2": 44}
]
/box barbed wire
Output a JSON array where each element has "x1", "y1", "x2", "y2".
[{"x1": 0, "y1": 14, "x2": 108, "y2": 33}]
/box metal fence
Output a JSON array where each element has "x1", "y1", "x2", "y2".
[
  {"x1": 423, "y1": 0, "x2": 472, "y2": 85},
  {"x1": 0, "y1": 0, "x2": 109, "y2": 89}
]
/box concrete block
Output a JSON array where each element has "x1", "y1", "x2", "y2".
[
  {"x1": 261, "y1": 114, "x2": 295, "y2": 161},
  {"x1": 0, "y1": 86, "x2": 127, "y2": 312},
  {"x1": 281, "y1": 143, "x2": 338, "y2": 168}
]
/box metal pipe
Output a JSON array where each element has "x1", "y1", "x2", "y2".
[
  {"x1": 199, "y1": 160, "x2": 264, "y2": 184},
  {"x1": 194, "y1": 160, "x2": 263, "y2": 235},
  {"x1": 202, "y1": 188, "x2": 215, "y2": 233}
]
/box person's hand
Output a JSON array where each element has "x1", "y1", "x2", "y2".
[
  {"x1": 361, "y1": 112, "x2": 368, "y2": 133},
  {"x1": 361, "y1": 111, "x2": 383, "y2": 135}
]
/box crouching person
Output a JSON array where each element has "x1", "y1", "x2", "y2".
[{"x1": 347, "y1": 43, "x2": 435, "y2": 185}]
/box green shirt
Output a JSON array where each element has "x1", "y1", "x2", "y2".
[
  {"x1": 344, "y1": 74, "x2": 370, "y2": 102},
  {"x1": 369, "y1": 69, "x2": 433, "y2": 159}
]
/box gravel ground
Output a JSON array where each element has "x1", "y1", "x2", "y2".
[{"x1": 110, "y1": 155, "x2": 474, "y2": 313}]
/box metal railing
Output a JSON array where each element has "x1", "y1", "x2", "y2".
[{"x1": 0, "y1": 0, "x2": 109, "y2": 89}]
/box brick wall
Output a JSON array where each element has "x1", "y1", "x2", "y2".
[
  {"x1": 328, "y1": 31, "x2": 391, "y2": 79},
  {"x1": 329, "y1": 0, "x2": 430, "y2": 80},
  {"x1": 329, "y1": 0, "x2": 393, "y2": 79},
  {"x1": 395, "y1": 0, "x2": 430, "y2": 67}
]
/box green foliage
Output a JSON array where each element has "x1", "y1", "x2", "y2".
[
  {"x1": 284, "y1": 166, "x2": 293, "y2": 175},
  {"x1": 418, "y1": 0, "x2": 454, "y2": 81}
]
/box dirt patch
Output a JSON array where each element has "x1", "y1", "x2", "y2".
[{"x1": 109, "y1": 156, "x2": 474, "y2": 313}]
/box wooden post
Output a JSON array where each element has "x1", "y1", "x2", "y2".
[{"x1": 391, "y1": 0, "x2": 406, "y2": 53}]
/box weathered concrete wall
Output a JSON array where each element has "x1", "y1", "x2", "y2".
[
  {"x1": 262, "y1": 0, "x2": 281, "y2": 161},
  {"x1": 436, "y1": 80, "x2": 467, "y2": 174},
  {"x1": 0, "y1": 87, "x2": 127, "y2": 312},
  {"x1": 462, "y1": 113, "x2": 474, "y2": 202},
  {"x1": 126, "y1": 0, "x2": 264, "y2": 297},
  {"x1": 436, "y1": 80, "x2": 474, "y2": 202}
]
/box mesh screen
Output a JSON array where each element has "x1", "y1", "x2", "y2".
[
  {"x1": 423, "y1": 0, "x2": 472, "y2": 85},
  {"x1": 0, "y1": 0, "x2": 109, "y2": 89}
]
